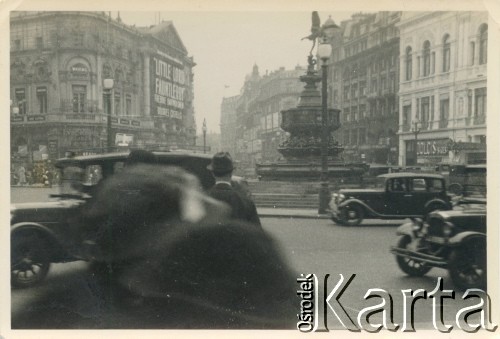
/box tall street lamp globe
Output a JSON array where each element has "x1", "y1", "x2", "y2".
[{"x1": 317, "y1": 42, "x2": 332, "y2": 61}]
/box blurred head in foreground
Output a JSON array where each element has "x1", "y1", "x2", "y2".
[{"x1": 77, "y1": 164, "x2": 229, "y2": 262}]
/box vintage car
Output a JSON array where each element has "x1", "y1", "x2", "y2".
[
  {"x1": 10, "y1": 150, "x2": 243, "y2": 288},
  {"x1": 390, "y1": 197, "x2": 486, "y2": 290},
  {"x1": 329, "y1": 173, "x2": 452, "y2": 226},
  {"x1": 446, "y1": 164, "x2": 486, "y2": 197}
]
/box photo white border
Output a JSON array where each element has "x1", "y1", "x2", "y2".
[{"x1": 1, "y1": 0, "x2": 499, "y2": 338}]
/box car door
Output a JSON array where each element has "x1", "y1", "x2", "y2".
[
  {"x1": 405, "y1": 177, "x2": 432, "y2": 215},
  {"x1": 385, "y1": 178, "x2": 409, "y2": 215}
]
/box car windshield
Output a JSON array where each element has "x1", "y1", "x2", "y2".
[
  {"x1": 58, "y1": 165, "x2": 85, "y2": 196},
  {"x1": 58, "y1": 164, "x2": 103, "y2": 197}
]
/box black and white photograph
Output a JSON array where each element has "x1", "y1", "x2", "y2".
[{"x1": 2, "y1": 0, "x2": 499, "y2": 337}]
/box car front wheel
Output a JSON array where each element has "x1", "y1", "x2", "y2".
[
  {"x1": 448, "y1": 183, "x2": 464, "y2": 196},
  {"x1": 11, "y1": 235, "x2": 51, "y2": 288},
  {"x1": 395, "y1": 235, "x2": 432, "y2": 277},
  {"x1": 448, "y1": 237, "x2": 486, "y2": 290},
  {"x1": 339, "y1": 204, "x2": 364, "y2": 226}
]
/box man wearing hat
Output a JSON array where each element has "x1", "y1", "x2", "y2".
[{"x1": 207, "y1": 152, "x2": 261, "y2": 227}]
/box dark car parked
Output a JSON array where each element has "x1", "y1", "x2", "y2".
[
  {"x1": 10, "y1": 150, "x2": 246, "y2": 288},
  {"x1": 329, "y1": 173, "x2": 452, "y2": 226},
  {"x1": 390, "y1": 197, "x2": 486, "y2": 290}
]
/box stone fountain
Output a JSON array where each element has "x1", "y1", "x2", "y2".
[{"x1": 256, "y1": 55, "x2": 366, "y2": 181}]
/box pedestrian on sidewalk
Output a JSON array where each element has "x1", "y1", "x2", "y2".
[
  {"x1": 17, "y1": 165, "x2": 26, "y2": 186},
  {"x1": 207, "y1": 152, "x2": 261, "y2": 228}
]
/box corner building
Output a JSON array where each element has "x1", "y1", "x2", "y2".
[
  {"x1": 330, "y1": 12, "x2": 402, "y2": 165},
  {"x1": 10, "y1": 11, "x2": 196, "y2": 162},
  {"x1": 220, "y1": 65, "x2": 304, "y2": 176},
  {"x1": 397, "y1": 12, "x2": 487, "y2": 166}
]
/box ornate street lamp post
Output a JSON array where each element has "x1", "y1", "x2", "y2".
[
  {"x1": 103, "y1": 78, "x2": 114, "y2": 152},
  {"x1": 411, "y1": 119, "x2": 421, "y2": 166},
  {"x1": 317, "y1": 17, "x2": 339, "y2": 214},
  {"x1": 202, "y1": 118, "x2": 207, "y2": 153}
]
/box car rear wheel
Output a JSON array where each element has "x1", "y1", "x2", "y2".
[
  {"x1": 395, "y1": 235, "x2": 432, "y2": 277},
  {"x1": 11, "y1": 235, "x2": 51, "y2": 288},
  {"x1": 340, "y1": 205, "x2": 364, "y2": 226},
  {"x1": 449, "y1": 237, "x2": 486, "y2": 290}
]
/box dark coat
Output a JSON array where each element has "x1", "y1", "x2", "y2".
[{"x1": 208, "y1": 182, "x2": 261, "y2": 227}]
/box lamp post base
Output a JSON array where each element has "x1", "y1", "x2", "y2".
[{"x1": 318, "y1": 181, "x2": 331, "y2": 214}]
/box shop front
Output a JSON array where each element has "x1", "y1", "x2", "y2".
[
  {"x1": 405, "y1": 138, "x2": 451, "y2": 167},
  {"x1": 448, "y1": 141, "x2": 486, "y2": 164}
]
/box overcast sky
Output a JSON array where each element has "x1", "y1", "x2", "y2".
[{"x1": 117, "y1": 11, "x2": 355, "y2": 134}]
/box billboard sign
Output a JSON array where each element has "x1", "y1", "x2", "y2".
[
  {"x1": 151, "y1": 53, "x2": 186, "y2": 120},
  {"x1": 417, "y1": 138, "x2": 450, "y2": 156}
]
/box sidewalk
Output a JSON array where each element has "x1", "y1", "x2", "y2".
[{"x1": 257, "y1": 207, "x2": 330, "y2": 219}]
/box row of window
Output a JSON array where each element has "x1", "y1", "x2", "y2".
[
  {"x1": 342, "y1": 128, "x2": 368, "y2": 145},
  {"x1": 342, "y1": 75, "x2": 398, "y2": 100},
  {"x1": 12, "y1": 34, "x2": 139, "y2": 62},
  {"x1": 14, "y1": 88, "x2": 46, "y2": 114},
  {"x1": 337, "y1": 55, "x2": 398, "y2": 81},
  {"x1": 343, "y1": 26, "x2": 398, "y2": 58},
  {"x1": 12, "y1": 85, "x2": 135, "y2": 115},
  {"x1": 402, "y1": 88, "x2": 487, "y2": 127},
  {"x1": 404, "y1": 24, "x2": 487, "y2": 81},
  {"x1": 343, "y1": 99, "x2": 397, "y2": 122}
]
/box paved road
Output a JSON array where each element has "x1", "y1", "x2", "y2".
[
  {"x1": 263, "y1": 218, "x2": 482, "y2": 331},
  {"x1": 10, "y1": 187, "x2": 483, "y2": 331}
]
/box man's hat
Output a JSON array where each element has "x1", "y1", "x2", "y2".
[
  {"x1": 207, "y1": 152, "x2": 234, "y2": 174},
  {"x1": 125, "y1": 149, "x2": 157, "y2": 166}
]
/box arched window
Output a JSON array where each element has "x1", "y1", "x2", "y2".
[
  {"x1": 479, "y1": 24, "x2": 488, "y2": 64},
  {"x1": 423, "y1": 41, "x2": 431, "y2": 76},
  {"x1": 405, "y1": 46, "x2": 412, "y2": 80},
  {"x1": 442, "y1": 35, "x2": 450, "y2": 72}
]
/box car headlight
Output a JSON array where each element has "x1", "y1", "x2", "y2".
[
  {"x1": 411, "y1": 218, "x2": 424, "y2": 231},
  {"x1": 330, "y1": 193, "x2": 346, "y2": 206},
  {"x1": 442, "y1": 221, "x2": 453, "y2": 237}
]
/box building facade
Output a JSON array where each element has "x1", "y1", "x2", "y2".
[
  {"x1": 220, "y1": 95, "x2": 240, "y2": 158},
  {"x1": 10, "y1": 11, "x2": 196, "y2": 163},
  {"x1": 397, "y1": 12, "x2": 487, "y2": 166},
  {"x1": 220, "y1": 65, "x2": 304, "y2": 176},
  {"x1": 330, "y1": 12, "x2": 401, "y2": 165}
]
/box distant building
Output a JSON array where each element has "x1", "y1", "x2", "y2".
[
  {"x1": 397, "y1": 11, "x2": 487, "y2": 166},
  {"x1": 257, "y1": 66, "x2": 305, "y2": 163},
  {"x1": 220, "y1": 95, "x2": 240, "y2": 157},
  {"x1": 10, "y1": 11, "x2": 196, "y2": 162},
  {"x1": 219, "y1": 64, "x2": 305, "y2": 176},
  {"x1": 330, "y1": 11, "x2": 401, "y2": 165}
]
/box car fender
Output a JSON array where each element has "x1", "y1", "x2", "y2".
[
  {"x1": 424, "y1": 198, "x2": 451, "y2": 211},
  {"x1": 396, "y1": 222, "x2": 415, "y2": 237},
  {"x1": 10, "y1": 222, "x2": 66, "y2": 259},
  {"x1": 338, "y1": 198, "x2": 378, "y2": 216},
  {"x1": 448, "y1": 231, "x2": 485, "y2": 246}
]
